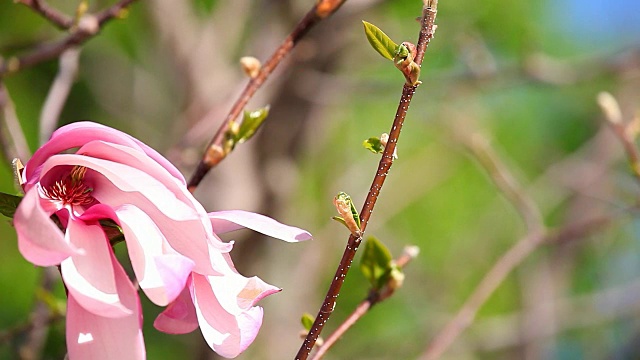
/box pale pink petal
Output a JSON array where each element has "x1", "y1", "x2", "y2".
[
  {"x1": 41, "y1": 154, "x2": 197, "y2": 221},
  {"x1": 154, "y1": 281, "x2": 199, "y2": 334},
  {"x1": 209, "y1": 210, "x2": 312, "y2": 242},
  {"x1": 66, "y1": 251, "x2": 145, "y2": 360},
  {"x1": 209, "y1": 273, "x2": 281, "y2": 311},
  {"x1": 115, "y1": 204, "x2": 194, "y2": 306},
  {"x1": 14, "y1": 188, "x2": 79, "y2": 266},
  {"x1": 61, "y1": 220, "x2": 131, "y2": 318},
  {"x1": 26, "y1": 121, "x2": 185, "y2": 186},
  {"x1": 77, "y1": 140, "x2": 229, "y2": 251},
  {"x1": 191, "y1": 273, "x2": 273, "y2": 358}
]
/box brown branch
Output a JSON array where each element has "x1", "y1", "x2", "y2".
[
  {"x1": 17, "y1": 0, "x2": 74, "y2": 30},
  {"x1": 186, "y1": 0, "x2": 347, "y2": 192},
  {"x1": 0, "y1": 0, "x2": 140, "y2": 77},
  {"x1": 310, "y1": 246, "x2": 419, "y2": 360},
  {"x1": 295, "y1": 2, "x2": 438, "y2": 359},
  {"x1": 0, "y1": 81, "x2": 31, "y2": 162},
  {"x1": 419, "y1": 214, "x2": 616, "y2": 360}
]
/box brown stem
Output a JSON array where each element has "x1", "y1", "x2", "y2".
[
  {"x1": 295, "y1": 2, "x2": 438, "y2": 359},
  {"x1": 310, "y1": 247, "x2": 418, "y2": 360},
  {"x1": 0, "y1": 0, "x2": 140, "y2": 76},
  {"x1": 186, "y1": 2, "x2": 348, "y2": 192},
  {"x1": 17, "y1": 0, "x2": 74, "y2": 29}
]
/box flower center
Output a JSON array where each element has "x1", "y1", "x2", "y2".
[{"x1": 42, "y1": 166, "x2": 94, "y2": 206}]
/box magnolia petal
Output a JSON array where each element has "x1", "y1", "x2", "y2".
[
  {"x1": 154, "y1": 281, "x2": 199, "y2": 334},
  {"x1": 209, "y1": 210, "x2": 312, "y2": 242},
  {"x1": 26, "y1": 121, "x2": 185, "y2": 186},
  {"x1": 191, "y1": 273, "x2": 268, "y2": 358},
  {"x1": 66, "y1": 252, "x2": 145, "y2": 360},
  {"x1": 14, "y1": 188, "x2": 79, "y2": 266},
  {"x1": 117, "y1": 204, "x2": 194, "y2": 306},
  {"x1": 61, "y1": 220, "x2": 131, "y2": 318},
  {"x1": 77, "y1": 141, "x2": 230, "y2": 253},
  {"x1": 41, "y1": 154, "x2": 196, "y2": 221},
  {"x1": 209, "y1": 273, "x2": 281, "y2": 311}
]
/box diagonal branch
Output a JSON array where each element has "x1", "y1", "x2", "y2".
[
  {"x1": 0, "y1": 0, "x2": 140, "y2": 77},
  {"x1": 16, "y1": 0, "x2": 74, "y2": 29},
  {"x1": 186, "y1": 0, "x2": 348, "y2": 192},
  {"x1": 295, "y1": 1, "x2": 438, "y2": 359}
]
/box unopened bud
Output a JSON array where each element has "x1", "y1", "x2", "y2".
[
  {"x1": 77, "y1": 15, "x2": 99, "y2": 35},
  {"x1": 597, "y1": 92, "x2": 622, "y2": 125},
  {"x1": 203, "y1": 144, "x2": 226, "y2": 167},
  {"x1": 333, "y1": 192, "x2": 361, "y2": 237},
  {"x1": 240, "y1": 56, "x2": 261, "y2": 79},
  {"x1": 379, "y1": 133, "x2": 398, "y2": 159},
  {"x1": 387, "y1": 266, "x2": 405, "y2": 290}
]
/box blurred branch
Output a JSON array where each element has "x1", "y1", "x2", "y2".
[
  {"x1": 16, "y1": 0, "x2": 74, "y2": 29},
  {"x1": 0, "y1": 0, "x2": 139, "y2": 76},
  {"x1": 419, "y1": 213, "x2": 616, "y2": 360},
  {"x1": 463, "y1": 133, "x2": 544, "y2": 233},
  {"x1": 39, "y1": 47, "x2": 81, "y2": 144},
  {"x1": 597, "y1": 92, "x2": 640, "y2": 183},
  {"x1": 186, "y1": 0, "x2": 348, "y2": 192},
  {"x1": 295, "y1": 1, "x2": 438, "y2": 359},
  {"x1": 310, "y1": 246, "x2": 419, "y2": 360},
  {"x1": 0, "y1": 81, "x2": 31, "y2": 162}
]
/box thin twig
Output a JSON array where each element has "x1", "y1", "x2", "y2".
[
  {"x1": 597, "y1": 92, "x2": 640, "y2": 183},
  {"x1": 39, "y1": 47, "x2": 81, "y2": 144},
  {"x1": 186, "y1": 0, "x2": 347, "y2": 192},
  {"x1": 295, "y1": 2, "x2": 438, "y2": 359},
  {"x1": 0, "y1": 0, "x2": 139, "y2": 76},
  {"x1": 16, "y1": 0, "x2": 74, "y2": 29},
  {"x1": 463, "y1": 133, "x2": 544, "y2": 233},
  {"x1": 419, "y1": 214, "x2": 615, "y2": 360},
  {"x1": 310, "y1": 246, "x2": 419, "y2": 360},
  {"x1": 0, "y1": 81, "x2": 31, "y2": 161}
]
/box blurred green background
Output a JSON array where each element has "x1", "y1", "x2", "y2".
[{"x1": 1, "y1": 0, "x2": 640, "y2": 359}]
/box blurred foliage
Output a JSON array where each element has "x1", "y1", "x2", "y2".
[{"x1": 1, "y1": 0, "x2": 640, "y2": 359}]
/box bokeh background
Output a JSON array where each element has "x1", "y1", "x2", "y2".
[{"x1": 1, "y1": 0, "x2": 640, "y2": 359}]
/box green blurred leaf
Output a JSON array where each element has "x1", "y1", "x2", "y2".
[
  {"x1": 360, "y1": 236, "x2": 393, "y2": 289},
  {"x1": 363, "y1": 137, "x2": 384, "y2": 154},
  {"x1": 0, "y1": 192, "x2": 22, "y2": 218},
  {"x1": 238, "y1": 106, "x2": 270, "y2": 144},
  {"x1": 362, "y1": 21, "x2": 398, "y2": 61},
  {"x1": 301, "y1": 312, "x2": 314, "y2": 331}
]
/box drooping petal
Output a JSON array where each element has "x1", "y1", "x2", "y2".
[
  {"x1": 61, "y1": 219, "x2": 131, "y2": 318},
  {"x1": 115, "y1": 204, "x2": 194, "y2": 306},
  {"x1": 209, "y1": 210, "x2": 312, "y2": 242},
  {"x1": 26, "y1": 121, "x2": 185, "y2": 187},
  {"x1": 191, "y1": 273, "x2": 278, "y2": 358},
  {"x1": 66, "y1": 251, "x2": 145, "y2": 360},
  {"x1": 14, "y1": 188, "x2": 80, "y2": 266},
  {"x1": 154, "y1": 280, "x2": 199, "y2": 334}
]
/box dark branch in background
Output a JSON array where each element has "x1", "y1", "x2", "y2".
[
  {"x1": 295, "y1": 1, "x2": 438, "y2": 359},
  {"x1": 0, "y1": 81, "x2": 31, "y2": 162},
  {"x1": 186, "y1": 0, "x2": 347, "y2": 192},
  {"x1": 16, "y1": 0, "x2": 74, "y2": 29},
  {"x1": 0, "y1": 0, "x2": 140, "y2": 77},
  {"x1": 310, "y1": 246, "x2": 419, "y2": 360}
]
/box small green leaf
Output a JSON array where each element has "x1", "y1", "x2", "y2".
[
  {"x1": 360, "y1": 236, "x2": 393, "y2": 289},
  {"x1": 363, "y1": 137, "x2": 384, "y2": 154},
  {"x1": 332, "y1": 216, "x2": 347, "y2": 227},
  {"x1": 301, "y1": 313, "x2": 315, "y2": 331},
  {"x1": 237, "y1": 106, "x2": 270, "y2": 144},
  {"x1": 0, "y1": 192, "x2": 22, "y2": 218},
  {"x1": 362, "y1": 21, "x2": 398, "y2": 61}
]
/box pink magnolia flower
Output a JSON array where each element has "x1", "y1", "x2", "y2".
[{"x1": 13, "y1": 121, "x2": 311, "y2": 359}]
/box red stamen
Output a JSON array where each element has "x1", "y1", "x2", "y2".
[{"x1": 42, "y1": 166, "x2": 94, "y2": 206}]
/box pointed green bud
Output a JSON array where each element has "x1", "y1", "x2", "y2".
[{"x1": 333, "y1": 192, "x2": 361, "y2": 236}]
